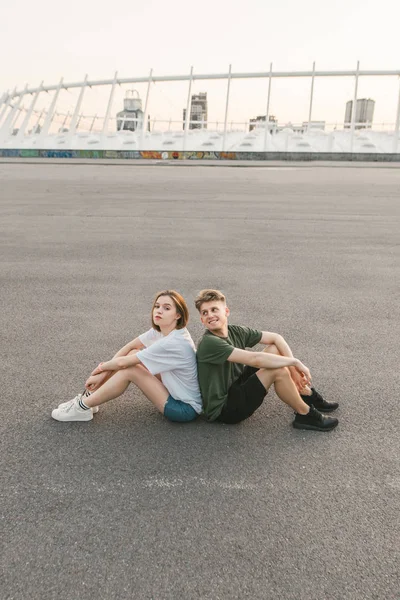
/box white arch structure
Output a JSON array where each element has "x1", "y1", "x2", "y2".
[{"x1": 1, "y1": 64, "x2": 400, "y2": 155}]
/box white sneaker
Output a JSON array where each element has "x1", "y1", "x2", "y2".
[
  {"x1": 52, "y1": 398, "x2": 93, "y2": 422},
  {"x1": 58, "y1": 394, "x2": 99, "y2": 414}
]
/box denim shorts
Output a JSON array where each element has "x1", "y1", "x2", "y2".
[{"x1": 164, "y1": 395, "x2": 198, "y2": 423}]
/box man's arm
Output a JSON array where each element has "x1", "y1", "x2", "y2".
[
  {"x1": 260, "y1": 331, "x2": 309, "y2": 390},
  {"x1": 260, "y1": 332, "x2": 294, "y2": 357},
  {"x1": 227, "y1": 348, "x2": 311, "y2": 384}
]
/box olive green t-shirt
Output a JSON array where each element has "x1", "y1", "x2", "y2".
[{"x1": 196, "y1": 325, "x2": 262, "y2": 421}]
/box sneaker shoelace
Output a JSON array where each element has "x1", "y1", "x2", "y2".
[
  {"x1": 309, "y1": 405, "x2": 324, "y2": 421},
  {"x1": 312, "y1": 389, "x2": 324, "y2": 403},
  {"x1": 61, "y1": 397, "x2": 79, "y2": 412}
]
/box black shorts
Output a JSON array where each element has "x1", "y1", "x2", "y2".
[{"x1": 217, "y1": 366, "x2": 267, "y2": 425}]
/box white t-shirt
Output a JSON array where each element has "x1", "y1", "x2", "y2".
[{"x1": 137, "y1": 328, "x2": 202, "y2": 414}]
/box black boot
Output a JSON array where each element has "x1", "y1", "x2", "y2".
[
  {"x1": 293, "y1": 404, "x2": 338, "y2": 432},
  {"x1": 300, "y1": 387, "x2": 339, "y2": 413}
]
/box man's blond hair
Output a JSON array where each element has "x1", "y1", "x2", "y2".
[{"x1": 194, "y1": 289, "x2": 226, "y2": 312}]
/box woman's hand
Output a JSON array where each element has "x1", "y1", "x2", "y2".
[
  {"x1": 91, "y1": 363, "x2": 103, "y2": 375},
  {"x1": 85, "y1": 372, "x2": 109, "y2": 392}
]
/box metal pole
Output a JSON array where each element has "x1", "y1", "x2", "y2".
[
  {"x1": 10, "y1": 108, "x2": 23, "y2": 134},
  {"x1": 76, "y1": 112, "x2": 83, "y2": 130},
  {"x1": 183, "y1": 66, "x2": 194, "y2": 151},
  {"x1": 33, "y1": 109, "x2": 44, "y2": 134},
  {"x1": 61, "y1": 111, "x2": 70, "y2": 132},
  {"x1": 392, "y1": 76, "x2": 400, "y2": 153},
  {"x1": 47, "y1": 111, "x2": 57, "y2": 135},
  {"x1": 102, "y1": 71, "x2": 118, "y2": 137},
  {"x1": 68, "y1": 75, "x2": 88, "y2": 141},
  {"x1": 89, "y1": 114, "x2": 97, "y2": 133},
  {"x1": 40, "y1": 77, "x2": 64, "y2": 138},
  {"x1": 222, "y1": 64, "x2": 232, "y2": 151},
  {"x1": 0, "y1": 85, "x2": 27, "y2": 140},
  {"x1": 350, "y1": 60, "x2": 360, "y2": 152},
  {"x1": 6, "y1": 69, "x2": 400, "y2": 98},
  {"x1": 140, "y1": 68, "x2": 153, "y2": 148},
  {"x1": 307, "y1": 61, "x2": 316, "y2": 133},
  {"x1": 263, "y1": 63, "x2": 273, "y2": 151},
  {"x1": 16, "y1": 81, "x2": 44, "y2": 141},
  {"x1": 0, "y1": 91, "x2": 10, "y2": 127}
]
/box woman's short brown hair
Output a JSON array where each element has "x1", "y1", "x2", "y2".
[
  {"x1": 151, "y1": 290, "x2": 189, "y2": 331},
  {"x1": 194, "y1": 289, "x2": 226, "y2": 312}
]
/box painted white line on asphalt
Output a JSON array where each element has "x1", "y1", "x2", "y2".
[{"x1": 143, "y1": 476, "x2": 257, "y2": 490}]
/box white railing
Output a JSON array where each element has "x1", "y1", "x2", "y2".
[{"x1": 1, "y1": 63, "x2": 400, "y2": 153}]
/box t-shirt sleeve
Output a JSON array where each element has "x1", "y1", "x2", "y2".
[
  {"x1": 197, "y1": 335, "x2": 235, "y2": 365},
  {"x1": 136, "y1": 336, "x2": 184, "y2": 375},
  {"x1": 230, "y1": 325, "x2": 262, "y2": 348},
  {"x1": 138, "y1": 328, "x2": 160, "y2": 348}
]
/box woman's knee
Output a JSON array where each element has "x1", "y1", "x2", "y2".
[
  {"x1": 113, "y1": 365, "x2": 141, "y2": 383},
  {"x1": 124, "y1": 364, "x2": 149, "y2": 383}
]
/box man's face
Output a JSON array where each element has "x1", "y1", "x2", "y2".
[{"x1": 199, "y1": 300, "x2": 229, "y2": 332}]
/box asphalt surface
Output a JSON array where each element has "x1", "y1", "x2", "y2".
[{"x1": 1, "y1": 163, "x2": 399, "y2": 600}]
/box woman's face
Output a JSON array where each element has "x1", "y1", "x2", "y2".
[{"x1": 153, "y1": 295, "x2": 181, "y2": 330}]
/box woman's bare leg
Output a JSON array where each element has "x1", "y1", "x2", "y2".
[
  {"x1": 86, "y1": 349, "x2": 141, "y2": 393},
  {"x1": 84, "y1": 364, "x2": 169, "y2": 414}
]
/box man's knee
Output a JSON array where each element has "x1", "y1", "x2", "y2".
[
  {"x1": 273, "y1": 366, "x2": 291, "y2": 381},
  {"x1": 263, "y1": 344, "x2": 280, "y2": 355}
]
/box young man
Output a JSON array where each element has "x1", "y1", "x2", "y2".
[{"x1": 195, "y1": 289, "x2": 339, "y2": 431}]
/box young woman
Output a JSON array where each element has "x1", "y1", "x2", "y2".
[{"x1": 51, "y1": 290, "x2": 202, "y2": 423}]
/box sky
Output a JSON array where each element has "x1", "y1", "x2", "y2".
[{"x1": 1, "y1": 0, "x2": 399, "y2": 130}]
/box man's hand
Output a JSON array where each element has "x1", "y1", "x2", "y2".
[
  {"x1": 293, "y1": 360, "x2": 312, "y2": 387},
  {"x1": 290, "y1": 367, "x2": 310, "y2": 392}
]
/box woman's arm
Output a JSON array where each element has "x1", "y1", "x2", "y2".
[
  {"x1": 88, "y1": 338, "x2": 145, "y2": 381},
  {"x1": 92, "y1": 352, "x2": 142, "y2": 375},
  {"x1": 112, "y1": 337, "x2": 145, "y2": 358}
]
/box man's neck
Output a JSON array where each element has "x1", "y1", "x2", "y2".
[{"x1": 208, "y1": 324, "x2": 228, "y2": 338}]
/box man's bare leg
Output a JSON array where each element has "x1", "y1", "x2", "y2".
[
  {"x1": 262, "y1": 344, "x2": 312, "y2": 395},
  {"x1": 252, "y1": 366, "x2": 338, "y2": 431},
  {"x1": 255, "y1": 367, "x2": 310, "y2": 414},
  {"x1": 260, "y1": 345, "x2": 338, "y2": 413}
]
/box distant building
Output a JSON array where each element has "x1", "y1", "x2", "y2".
[
  {"x1": 183, "y1": 92, "x2": 208, "y2": 129},
  {"x1": 249, "y1": 115, "x2": 278, "y2": 132},
  {"x1": 249, "y1": 117, "x2": 325, "y2": 134},
  {"x1": 344, "y1": 99, "x2": 375, "y2": 129},
  {"x1": 302, "y1": 121, "x2": 325, "y2": 131},
  {"x1": 117, "y1": 90, "x2": 149, "y2": 132}
]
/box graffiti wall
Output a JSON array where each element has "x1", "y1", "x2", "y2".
[{"x1": 0, "y1": 149, "x2": 398, "y2": 162}]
